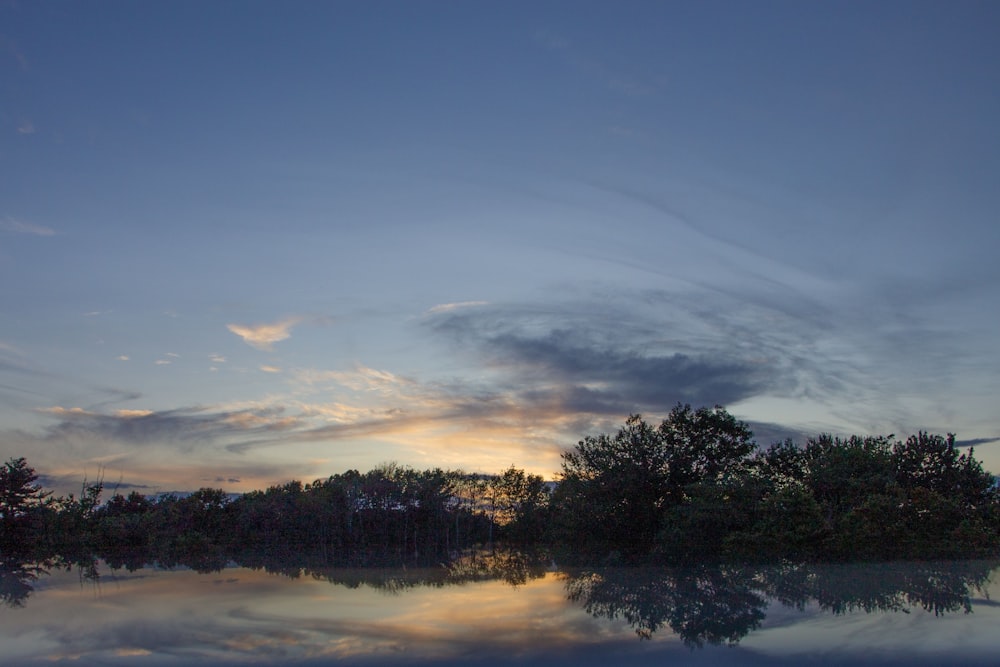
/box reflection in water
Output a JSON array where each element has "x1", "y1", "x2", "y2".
[
  {"x1": 0, "y1": 554, "x2": 100, "y2": 609},
  {"x1": 316, "y1": 550, "x2": 549, "y2": 592},
  {"x1": 0, "y1": 557, "x2": 48, "y2": 608},
  {"x1": 561, "y1": 560, "x2": 997, "y2": 647},
  {"x1": 0, "y1": 553, "x2": 998, "y2": 665},
  {"x1": 563, "y1": 564, "x2": 766, "y2": 647},
  {"x1": 761, "y1": 560, "x2": 992, "y2": 616}
]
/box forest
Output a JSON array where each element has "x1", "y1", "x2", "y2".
[{"x1": 2, "y1": 404, "x2": 998, "y2": 570}]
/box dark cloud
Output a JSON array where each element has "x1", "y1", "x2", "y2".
[
  {"x1": 956, "y1": 437, "x2": 1000, "y2": 449},
  {"x1": 34, "y1": 405, "x2": 302, "y2": 453},
  {"x1": 428, "y1": 304, "x2": 780, "y2": 417}
]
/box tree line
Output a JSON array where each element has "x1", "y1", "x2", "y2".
[
  {"x1": 0, "y1": 458, "x2": 549, "y2": 569},
  {"x1": 549, "y1": 405, "x2": 999, "y2": 562},
  {"x1": 2, "y1": 404, "x2": 998, "y2": 565}
]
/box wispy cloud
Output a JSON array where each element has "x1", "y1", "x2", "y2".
[
  {"x1": 294, "y1": 365, "x2": 413, "y2": 395},
  {"x1": 29, "y1": 404, "x2": 305, "y2": 454},
  {"x1": 259, "y1": 365, "x2": 282, "y2": 373},
  {"x1": 1, "y1": 216, "x2": 55, "y2": 236},
  {"x1": 426, "y1": 301, "x2": 489, "y2": 314},
  {"x1": 16, "y1": 121, "x2": 34, "y2": 135},
  {"x1": 227, "y1": 318, "x2": 299, "y2": 351}
]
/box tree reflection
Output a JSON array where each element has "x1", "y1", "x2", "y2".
[
  {"x1": 562, "y1": 565, "x2": 766, "y2": 647},
  {"x1": 758, "y1": 560, "x2": 996, "y2": 616},
  {"x1": 0, "y1": 554, "x2": 100, "y2": 608},
  {"x1": 270, "y1": 548, "x2": 548, "y2": 592},
  {"x1": 0, "y1": 557, "x2": 49, "y2": 608},
  {"x1": 560, "y1": 559, "x2": 999, "y2": 647},
  {"x1": 443, "y1": 549, "x2": 550, "y2": 587},
  {"x1": 3, "y1": 548, "x2": 997, "y2": 654}
]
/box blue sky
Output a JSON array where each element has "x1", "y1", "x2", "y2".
[{"x1": 2, "y1": 1, "x2": 999, "y2": 494}]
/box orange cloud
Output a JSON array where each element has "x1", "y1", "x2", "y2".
[{"x1": 227, "y1": 318, "x2": 299, "y2": 351}]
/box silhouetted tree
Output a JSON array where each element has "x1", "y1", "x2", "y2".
[
  {"x1": 552, "y1": 405, "x2": 755, "y2": 558},
  {"x1": 0, "y1": 458, "x2": 51, "y2": 551}
]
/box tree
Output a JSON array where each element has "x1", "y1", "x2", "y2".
[
  {"x1": 485, "y1": 466, "x2": 549, "y2": 545},
  {"x1": 801, "y1": 434, "x2": 896, "y2": 526},
  {"x1": 893, "y1": 432, "x2": 995, "y2": 506},
  {"x1": 552, "y1": 405, "x2": 756, "y2": 558},
  {"x1": 0, "y1": 458, "x2": 51, "y2": 548}
]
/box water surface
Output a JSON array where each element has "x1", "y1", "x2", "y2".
[{"x1": 2, "y1": 556, "x2": 998, "y2": 666}]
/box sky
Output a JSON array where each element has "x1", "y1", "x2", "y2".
[{"x1": 2, "y1": 1, "x2": 999, "y2": 495}]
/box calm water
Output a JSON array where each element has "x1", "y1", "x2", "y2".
[{"x1": 2, "y1": 555, "x2": 998, "y2": 666}]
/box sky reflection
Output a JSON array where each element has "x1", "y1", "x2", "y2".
[{"x1": 1, "y1": 560, "x2": 999, "y2": 666}]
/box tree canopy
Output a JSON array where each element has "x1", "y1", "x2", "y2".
[
  {"x1": 551, "y1": 406, "x2": 999, "y2": 563},
  {"x1": 552, "y1": 405, "x2": 756, "y2": 557}
]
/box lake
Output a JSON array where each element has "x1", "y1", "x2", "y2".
[{"x1": 2, "y1": 554, "x2": 999, "y2": 666}]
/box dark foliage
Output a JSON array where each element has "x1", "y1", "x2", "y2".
[{"x1": 549, "y1": 406, "x2": 999, "y2": 563}]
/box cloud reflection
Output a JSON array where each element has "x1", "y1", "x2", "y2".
[{"x1": 2, "y1": 559, "x2": 1000, "y2": 667}]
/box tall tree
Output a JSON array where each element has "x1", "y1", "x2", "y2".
[{"x1": 0, "y1": 458, "x2": 50, "y2": 547}]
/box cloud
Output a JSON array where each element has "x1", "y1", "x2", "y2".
[
  {"x1": 209, "y1": 354, "x2": 226, "y2": 363},
  {"x1": 956, "y1": 437, "x2": 1000, "y2": 449},
  {"x1": 227, "y1": 318, "x2": 299, "y2": 351},
  {"x1": 29, "y1": 404, "x2": 305, "y2": 454},
  {"x1": 427, "y1": 301, "x2": 782, "y2": 416},
  {"x1": 17, "y1": 121, "x2": 34, "y2": 135},
  {"x1": 190, "y1": 295, "x2": 829, "y2": 469},
  {"x1": 117, "y1": 355, "x2": 130, "y2": 361},
  {"x1": 17, "y1": 284, "x2": 971, "y2": 485},
  {"x1": 116, "y1": 409, "x2": 153, "y2": 418},
  {"x1": 1, "y1": 216, "x2": 55, "y2": 236},
  {"x1": 426, "y1": 301, "x2": 489, "y2": 314},
  {"x1": 38, "y1": 406, "x2": 91, "y2": 416},
  {"x1": 491, "y1": 331, "x2": 769, "y2": 408},
  {"x1": 295, "y1": 365, "x2": 414, "y2": 395}
]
